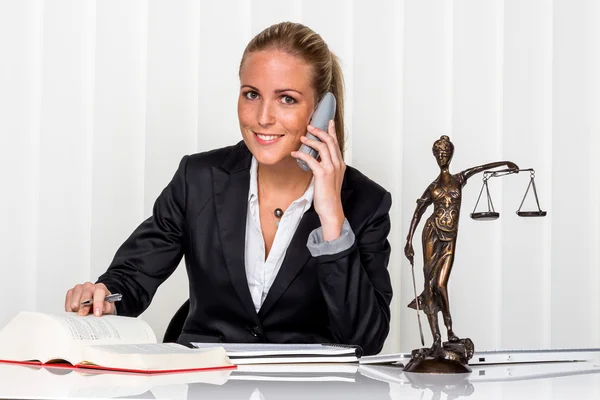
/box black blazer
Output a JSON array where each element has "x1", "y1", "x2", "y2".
[{"x1": 98, "y1": 141, "x2": 393, "y2": 355}]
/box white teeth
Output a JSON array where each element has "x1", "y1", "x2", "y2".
[{"x1": 256, "y1": 134, "x2": 282, "y2": 141}]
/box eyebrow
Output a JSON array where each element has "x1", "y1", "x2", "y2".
[{"x1": 240, "y1": 85, "x2": 304, "y2": 96}]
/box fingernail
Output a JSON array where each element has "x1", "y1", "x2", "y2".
[
  {"x1": 307, "y1": 125, "x2": 314, "y2": 130},
  {"x1": 94, "y1": 307, "x2": 101, "y2": 316}
]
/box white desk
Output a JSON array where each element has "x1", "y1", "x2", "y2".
[{"x1": 1, "y1": 361, "x2": 599, "y2": 399}]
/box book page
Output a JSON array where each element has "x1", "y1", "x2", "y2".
[
  {"x1": 0, "y1": 312, "x2": 78, "y2": 364},
  {"x1": 49, "y1": 313, "x2": 157, "y2": 344},
  {"x1": 83, "y1": 343, "x2": 198, "y2": 355},
  {"x1": 80, "y1": 343, "x2": 232, "y2": 372},
  {"x1": 0, "y1": 312, "x2": 156, "y2": 365}
]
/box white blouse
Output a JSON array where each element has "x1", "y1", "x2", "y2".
[
  {"x1": 244, "y1": 157, "x2": 356, "y2": 313},
  {"x1": 244, "y1": 157, "x2": 314, "y2": 313}
]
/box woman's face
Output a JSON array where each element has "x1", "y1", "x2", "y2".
[{"x1": 238, "y1": 50, "x2": 317, "y2": 166}]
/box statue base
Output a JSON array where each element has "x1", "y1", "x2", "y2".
[{"x1": 403, "y1": 338, "x2": 474, "y2": 374}]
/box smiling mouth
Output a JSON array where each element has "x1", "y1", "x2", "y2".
[{"x1": 254, "y1": 132, "x2": 284, "y2": 141}]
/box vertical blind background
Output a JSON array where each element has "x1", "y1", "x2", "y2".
[{"x1": 1, "y1": 0, "x2": 599, "y2": 356}]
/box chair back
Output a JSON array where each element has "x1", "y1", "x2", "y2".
[{"x1": 162, "y1": 299, "x2": 190, "y2": 343}]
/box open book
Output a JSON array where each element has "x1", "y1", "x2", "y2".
[
  {"x1": 0, "y1": 312, "x2": 234, "y2": 374},
  {"x1": 192, "y1": 342, "x2": 362, "y2": 364}
]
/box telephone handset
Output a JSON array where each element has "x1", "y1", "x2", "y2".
[{"x1": 296, "y1": 92, "x2": 337, "y2": 171}]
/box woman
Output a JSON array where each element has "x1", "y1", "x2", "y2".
[
  {"x1": 404, "y1": 135, "x2": 517, "y2": 352},
  {"x1": 65, "y1": 22, "x2": 393, "y2": 355}
]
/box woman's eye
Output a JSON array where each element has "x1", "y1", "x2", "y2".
[
  {"x1": 245, "y1": 91, "x2": 259, "y2": 100},
  {"x1": 281, "y1": 95, "x2": 296, "y2": 105}
]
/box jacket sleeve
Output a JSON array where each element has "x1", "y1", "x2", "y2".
[
  {"x1": 307, "y1": 219, "x2": 355, "y2": 256},
  {"x1": 313, "y1": 191, "x2": 393, "y2": 355},
  {"x1": 96, "y1": 156, "x2": 189, "y2": 317}
]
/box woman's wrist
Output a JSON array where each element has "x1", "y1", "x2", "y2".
[{"x1": 319, "y1": 210, "x2": 346, "y2": 241}]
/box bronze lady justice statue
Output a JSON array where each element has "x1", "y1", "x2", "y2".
[{"x1": 403, "y1": 135, "x2": 518, "y2": 372}]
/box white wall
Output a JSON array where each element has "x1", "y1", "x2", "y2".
[{"x1": 0, "y1": 0, "x2": 598, "y2": 355}]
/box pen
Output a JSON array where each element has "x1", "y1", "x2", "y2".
[{"x1": 80, "y1": 293, "x2": 123, "y2": 306}]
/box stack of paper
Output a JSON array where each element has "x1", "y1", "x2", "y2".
[{"x1": 192, "y1": 343, "x2": 361, "y2": 364}]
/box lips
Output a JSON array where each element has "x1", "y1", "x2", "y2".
[{"x1": 254, "y1": 132, "x2": 283, "y2": 145}]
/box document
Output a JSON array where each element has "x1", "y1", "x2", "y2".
[
  {"x1": 359, "y1": 348, "x2": 600, "y2": 365},
  {"x1": 192, "y1": 342, "x2": 361, "y2": 364},
  {"x1": 0, "y1": 311, "x2": 234, "y2": 373}
]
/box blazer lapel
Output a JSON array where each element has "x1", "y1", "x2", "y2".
[
  {"x1": 258, "y1": 207, "x2": 320, "y2": 318},
  {"x1": 212, "y1": 143, "x2": 259, "y2": 321},
  {"x1": 259, "y1": 186, "x2": 354, "y2": 317}
]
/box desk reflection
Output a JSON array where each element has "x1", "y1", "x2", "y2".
[
  {"x1": 1, "y1": 361, "x2": 599, "y2": 400},
  {"x1": 186, "y1": 371, "x2": 390, "y2": 400},
  {"x1": 0, "y1": 363, "x2": 390, "y2": 400},
  {"x1": 360, "y1": 361, "x2": 600, "y2": 400}
]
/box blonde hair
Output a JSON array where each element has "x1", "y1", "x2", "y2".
[{"x1": 239, "y1": 22, "x2": 345, "y2": 156}]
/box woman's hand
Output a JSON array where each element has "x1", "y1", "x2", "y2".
[
  {"x1": 65, "y1": 282, "x2": 115, "y2": 316},
  {"x1": 292, "y1": 120, "x2": 346, "y2": 241}
]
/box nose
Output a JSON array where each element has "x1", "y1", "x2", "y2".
[{"x1": 257, "y1": 100, "x2": 275, "y2": 127}]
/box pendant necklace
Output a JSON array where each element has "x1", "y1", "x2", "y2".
[{"x1": 270, "y1": 176, "x2": 312, "y2": 228}]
